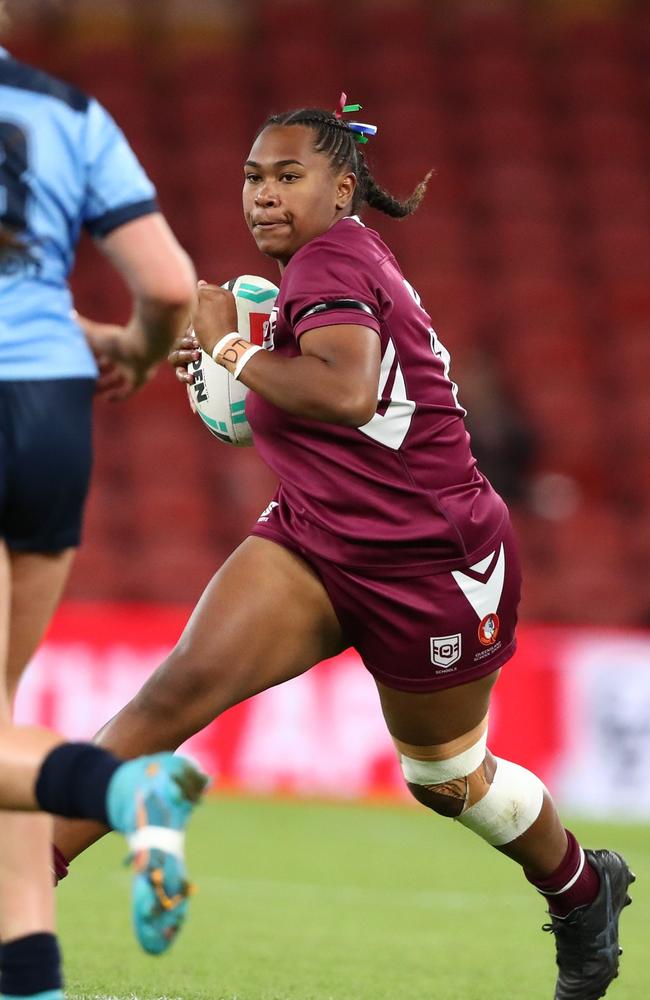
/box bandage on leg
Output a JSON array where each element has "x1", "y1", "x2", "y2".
[{"x1": 395, "y1": 716, "x2": 545, "y2": 847}]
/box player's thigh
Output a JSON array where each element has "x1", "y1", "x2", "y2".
[
  {"x1": 133, "y1": 535, "x2": 345, "y2": 725},
  {"x1": 375, "y1": 670, "x2": 500, "y2": 745},
  {"x1": 6, "y1": 547, "x2": 76, "y2": 702},
  {"x1": 2, "y1": 378, "x2": 93, "y2": 555},
  {"x1": 0, "y1": 542, "x2": 10, "y2": 719},
  {"x1": 0, "y1": 378, "x2": 91, "y2": 699}
]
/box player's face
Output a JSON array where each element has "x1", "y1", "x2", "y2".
[{"x1": 243, "y1": 125, "x2": 356, "y2": 267}]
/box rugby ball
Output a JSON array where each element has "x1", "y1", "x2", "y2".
[{"x1": 187, "y1": 275, "x2": 278, "y2": 446}]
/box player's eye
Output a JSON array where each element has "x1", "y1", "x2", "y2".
[
  {"x1": 280, "y1": 173, "x2": 299, "y2": 182},
  {"x1": 244, "y1": 173, "x2": 261, "y2": 183}
]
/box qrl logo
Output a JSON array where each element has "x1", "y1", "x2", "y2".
[{"x1": 430, "y1": 634, "x2": 462, "y2": 669}]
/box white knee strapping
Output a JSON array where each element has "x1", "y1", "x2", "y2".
[
  {"x1": 400, "y1": 729, "x2": 488, "y2": 786},
  {"x1": 399, "y1": 733, "x2": 546, "y2": 847},
  {"x1": 458, "y1": 758, "x2": 545, "y2": 846}
]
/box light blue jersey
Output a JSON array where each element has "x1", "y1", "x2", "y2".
[{"x1": 0, "y1": 47, "x2": 158, "y2": 379}]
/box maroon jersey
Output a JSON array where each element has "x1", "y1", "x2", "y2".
[{"x1": 247, "y1": 216, "x2": 507, "y2": 575}]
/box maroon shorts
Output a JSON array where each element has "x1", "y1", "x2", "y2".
[{"x1": 252, "y1": 512, "x2": 522, "y2": 694}]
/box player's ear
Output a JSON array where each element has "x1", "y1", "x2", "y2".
[{"x1": 335, "y1": 172, "x2": 356, "y2": 211}]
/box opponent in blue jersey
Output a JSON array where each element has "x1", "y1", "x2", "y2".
[{"x1": 0, "y1": 34, "x2": 205, "y2": 998}]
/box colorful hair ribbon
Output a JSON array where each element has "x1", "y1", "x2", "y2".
[
  {"x1": 334, "y1": 91, "x2": 377, "y2": 143},
  {"x1": 347, "y1": 121, "x2": 378, "y2": 144}
]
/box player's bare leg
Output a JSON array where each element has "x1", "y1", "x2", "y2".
[
  {"x1": 0, "y1": 543, "x2": 72, "y2": 999},
  {"x1": 53, "y1": 535, "x2": 345, "y2": 864},
  {"x1": 377, "y1": 673, "x2": 634, "y2": 999},
  {"x1": 0, "y1": 543, "x2": 210, "y2": 960},
  {"x1": 0, "y1": 544, "x2": 74, "y2": 946},
  {"x1": 376, "y1": 672, "x2": 568, "y2": 871}
]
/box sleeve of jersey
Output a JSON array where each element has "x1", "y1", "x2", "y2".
[
  {"x1": 81, "y1": 99, "x2": 159, "y2": 238},
  {"x1": 284, "y1": 241, "x2": 382, "y2": 342}
]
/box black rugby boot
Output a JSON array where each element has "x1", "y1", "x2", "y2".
[{"x1": 544, "y1": 849, "x2": 635, "y2": 1000}]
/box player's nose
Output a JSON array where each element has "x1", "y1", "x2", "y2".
[{"x1": 254, "y1": 183, "x2": 280, "y2": 206}]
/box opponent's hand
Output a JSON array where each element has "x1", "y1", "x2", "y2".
[
  {"x1": 191, "y1": 281, "x2": 239, "y2": 357},
  {"x1": 77, "y1": 313, "x2": 156, "y2": 400},
  {"x1": 169, "y1": 331, "x2": 201, "y2": 385}
]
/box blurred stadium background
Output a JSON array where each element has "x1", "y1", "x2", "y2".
[{"x1": 5, "y1": 0, "x2": 650, "y2": 818}]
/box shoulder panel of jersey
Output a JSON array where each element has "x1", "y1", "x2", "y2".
[
  {"x1": 0, "y1": 55, "x2": 89, "y2": 112},
  {"x1": 282, "y1": 216, "x2": 391, "y2": 340}
]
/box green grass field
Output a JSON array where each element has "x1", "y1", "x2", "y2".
[{"x1": 58, "y1": 795, "x2": 648, "y2": 1000}]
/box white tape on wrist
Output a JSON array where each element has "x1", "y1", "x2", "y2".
[
  {"x1": 211, "y1": 332, "x2": 240, "y2": 362},
  {"x1": 233, "y1": 344, "x2": 262, "y2": 380},
  {"x1": 127, "y1": 825, "x2": 185, "y2": 859}
]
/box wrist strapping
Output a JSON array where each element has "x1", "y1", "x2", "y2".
[
  {"x1": 211, "y1": 332, "x2": 239, "y2": 361},
  {"x1": 212, "y1": 333, "x2": 262, "y2": 380},
  {"x1": 233, "y1": 344, "x2": 262, "y2": 380}
]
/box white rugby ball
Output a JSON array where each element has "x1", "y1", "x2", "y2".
[{"x1": 187, "y1": 274, "x2": 278, "y2": 446}]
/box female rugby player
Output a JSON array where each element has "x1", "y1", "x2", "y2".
[
  {"x1": 0, "y1": 33, "x2": 205, "y2": 997},
  {"x1": 53, "y1": 100, "x2": 633, "y2": 999}
]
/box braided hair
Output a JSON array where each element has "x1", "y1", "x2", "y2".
[
  {"x1": 0, "y1": 227, "x2": 39, "y2": 276},
  {"x1": 255, "y1": 108, "x2": 431, "y2": 219}
]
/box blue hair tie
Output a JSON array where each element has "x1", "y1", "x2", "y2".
[{"x1": 334, "y1": 92, "x2": 378, "y2": 144}]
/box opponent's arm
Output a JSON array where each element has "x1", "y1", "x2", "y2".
[
  {"x1": 81, "y1": 214, "x2": 197, "y2": 397},
  {"x1": 193, "y1": 283, "x2": 381, "y2": 427}
]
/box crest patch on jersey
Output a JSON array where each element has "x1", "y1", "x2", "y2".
[
  {"x1": 478, "y1": 614, "x2": 500, "y2": 646},
  {"x1": 430, "y1": 633, "x2": 462, "y2": 669}
]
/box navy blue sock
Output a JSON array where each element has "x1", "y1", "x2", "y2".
[
  {"x1": 0, "y1": 932, "x2": 62, "y2": 995},
  {"x1": 35, "y1": 743, "x2": 122, "y2": 826}
]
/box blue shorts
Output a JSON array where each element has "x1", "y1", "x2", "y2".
[{"x1": 0, "y1": 378, "x2": 94, "y2": 552}]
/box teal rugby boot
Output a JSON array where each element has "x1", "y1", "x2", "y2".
[
  {"x1": 1, "y1": 993, "x2": 64, "y2": 1000},
  {"x1": 106, "y1": 753, "x2": 209, "y2": 955}
]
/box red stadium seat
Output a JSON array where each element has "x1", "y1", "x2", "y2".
[
  {"x1": 481, "y1": 161, "x2": 561, "y2": 219},
  {"x1": 562, "y1": 17, "x2": 628, "y2": 60},
  {"x1": 461, "y1": 53, "x2": 539, "y2": 106},
  {"x1": 470, "y1": 105, "x2": 550, "y2": 162},
  {"x1": 562, "y1": 56, "x2": 636, "y2": 113},
  {"x1": 592, "y1": 221, "x2": 650, "y2": 281},
  {"x1": 569, "y1": 109, "x2": 647, "y2": 165},
  {"x1": 457, "y1": 9, "x2": 530, "y2": 56},
  {"x1": 350, "y1": 43, "x2": 434, "y2": 99},
  {"x1": 582, "y1": 163, "x2": 650, "y2": 221},
  {"x1": 349, "y1": 0, "x2": 434, "y2": 46},
  {"x1": 490, "y1": 218, "x2": 571, "y2": 277},
  {"x1": 256, "y1": 0, "x2": 332, "y2": 41}
]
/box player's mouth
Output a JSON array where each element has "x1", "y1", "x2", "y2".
[{"x1": 252, "y1": 218, "x2": 290, "y2": 231}]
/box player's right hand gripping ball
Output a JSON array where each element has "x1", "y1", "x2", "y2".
[{"x1": 187, "y1": 274, "x2": 278, "y2": 446}]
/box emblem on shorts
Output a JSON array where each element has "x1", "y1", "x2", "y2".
[
  {"x1": 478, "y1": 614, "x2": 500, "y2": 645},
  {"x1": 257, "y1": 500, "x2": 279, "y2": 523},
  {"x1": 430, "y1": 634, "x2": 462, "y2": 669}
]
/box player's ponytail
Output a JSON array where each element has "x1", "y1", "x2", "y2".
[
  {"x1": 255, "y1": 102, "x2": 431, "y2": 220},
  {"x1": 356, "y1": 153, "x2": 431, "y2": 219},
  {"x1": 0, "y1": 226, "x2": 31, "y2": 274}
]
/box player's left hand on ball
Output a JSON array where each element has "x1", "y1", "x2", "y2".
[
  {"x1": 191, "y1": 281, "x2": 238, "y2": 356},
  {"x1": 169, "y1": 331, "x2": 201, "y2": 385}
]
